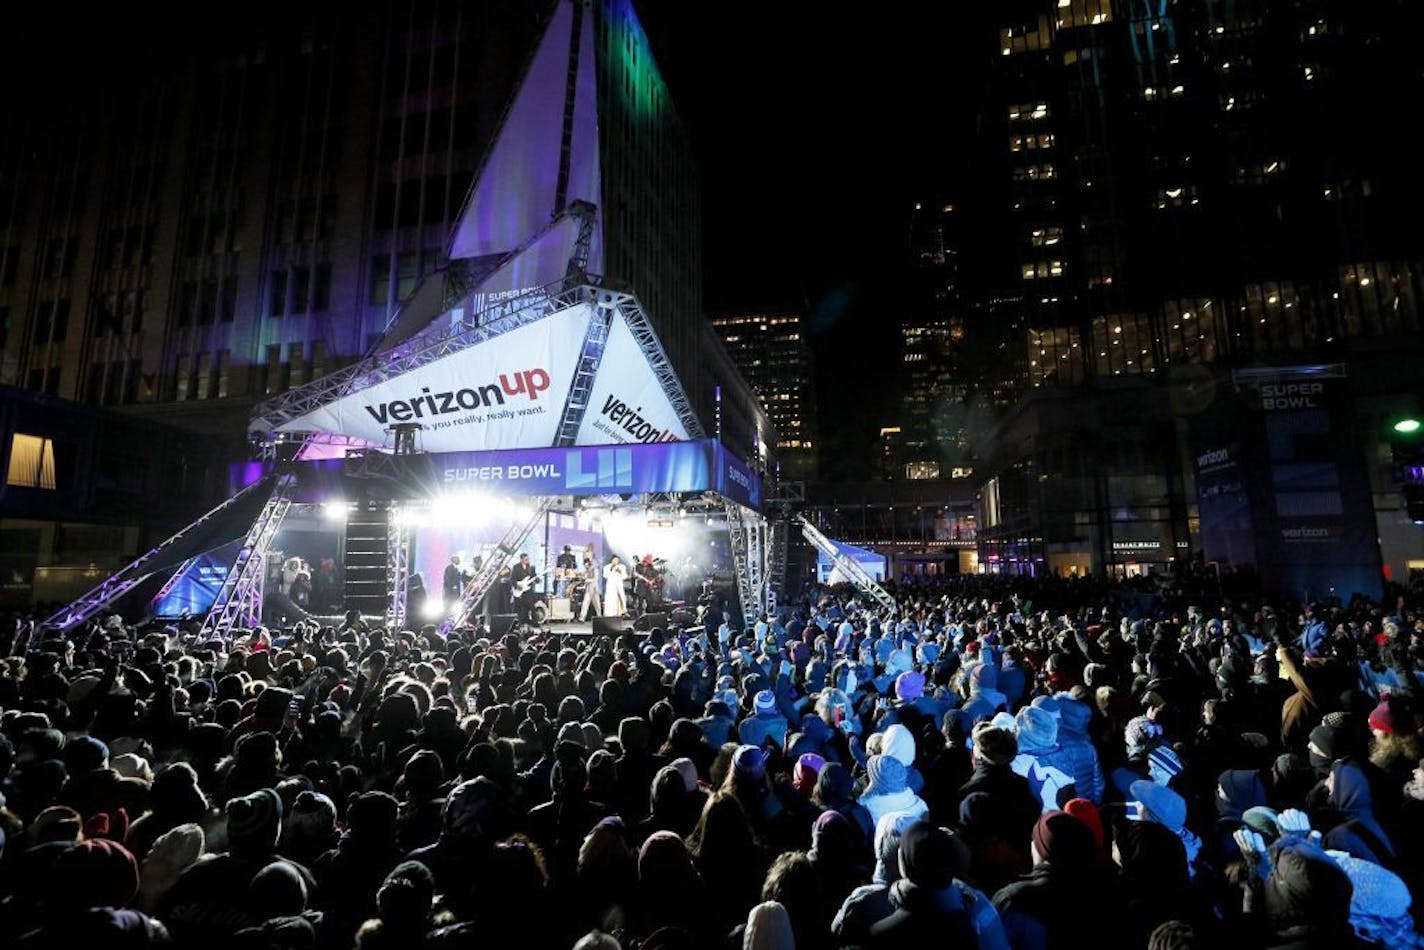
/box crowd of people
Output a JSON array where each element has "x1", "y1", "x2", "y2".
[{"x1": 1, "y1": 571, "x2": 1421, "y2": 949}]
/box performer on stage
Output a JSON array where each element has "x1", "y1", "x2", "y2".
[
  {"x1": 602, "y1": 554, "x2": 629, "y2": 618},
  {"x1": 578, "y1": 550, "x2": 601, "y2": 622},
  {"x1": 633, "y1": 554, "x2": 662, "y2": 613},
  {"x1": 443, "y1": 555, "x2": 467, "y2": 603},
  {"x1": 509, "y1": 552, "x2": 540, "y2": 624},
  {"x1": 555, "y1": 544, "x2": 577, "y2": 597}
]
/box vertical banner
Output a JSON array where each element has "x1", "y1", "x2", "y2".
[
  {"x1": 574, "y1": 310, "x2": 691, "y2": 447},
  {"x1": 151, "y1": 540, "x2": 244, "y2": 618},
  {"x1": 1192, "y1": 366, "x2": 1382, "y2": 602}
]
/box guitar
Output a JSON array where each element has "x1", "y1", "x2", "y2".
[{"x1": 512, "y1": 568, "x2": 554, "y2": 596}]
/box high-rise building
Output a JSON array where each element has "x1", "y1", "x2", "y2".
[
  {"x1": 969, "y1": 0, "x2": 1424, "y2": 580},
  {"x1": 710, "y1": 311, "x2": 819, "y2": 479},
  {"x1": 980, "y1": 0, "x2": 1424, "y2": 394},
  {"x1": 0, "y1": 0, "x2": 712, "y2": 450},
  {"x1": 900, "y1": 201, "x2": 966, "y2": 477}
]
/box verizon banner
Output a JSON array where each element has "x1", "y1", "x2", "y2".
[
  {"x1": 276, "y1": 304, "x2": 592, "y2": 452},
  {"x1": 574, "y1": 309, "x2": 691, "y2": 447}
]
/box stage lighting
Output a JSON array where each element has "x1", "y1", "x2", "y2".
[
  {"x1": 321, "y1": 501, "x2": 351, "y2": 522},
  {"x1": 419, "y1": 599, "x2": 446, "y2": 621}
]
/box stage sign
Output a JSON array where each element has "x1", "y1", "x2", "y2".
[
  {"x1": 714, "y1": 442, "x2": 762, "y2": 509},
  {"x1": 440, "y1": 440, "x2": 714, "y2": 497},
  {"x1": 230, "y1": 438, "x2": 763, "y2": 511},
  {"x1": 574, "y1": 309, "x2": 690, "y2": 447},
  {"x1": 1190, "y1": 365, "x2": 1382, "y2": 602},
  {"x1": 274, "y1": 304, "x2": 592, "y2": 452},
  {"x1": 151, "y1": 540, "x2": 243, "y2": 619}
]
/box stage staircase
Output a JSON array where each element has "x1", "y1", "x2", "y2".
[{"x1": 343, "y1": 506, "x2": 390, "y2": 618}]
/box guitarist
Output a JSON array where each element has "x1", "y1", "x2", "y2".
[{"x1": 509, "y1": 552, "x2": 541, "y2": 624}]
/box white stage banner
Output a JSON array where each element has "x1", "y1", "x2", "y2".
[
  {"x1": 277, "y1": 304, "x2": 592, "y2": 452},
  {"x1": 575, "y1": 309, "x2": 691, "y2": 446}
]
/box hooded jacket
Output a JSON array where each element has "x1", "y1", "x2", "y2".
[{"x1": 1053, "y1": 697, "x2": 1104, "y2": 804}]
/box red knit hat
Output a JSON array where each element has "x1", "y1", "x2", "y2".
[
  {"x1": 52, "y1": 838, "x2": 139, "y2": 909},
  {"x1": 1368, "y1": 696, "x2": 1415, "y2": 736}
]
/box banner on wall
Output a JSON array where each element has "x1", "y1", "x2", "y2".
[
  {"x1": 150, "y1": 540, "x2": 244, "y2": 619},
  {"x1": 439, "y1": 440, "x2": 715, "y2": 497},
  {"x1": 274, "y1": 304, "x2": 592, "y2": 452},
  {"x1": 574, "y1": 309, "x2": 690, "y2": 447},
  {"x1": 1190, "y1": 365, "x2": 1382, "y2": 602},
  {"x1": 231, "y1": 438, "x2": 764, "y2": 512}
]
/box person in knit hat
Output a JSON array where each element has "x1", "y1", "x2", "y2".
[
  {"x1": 832, "y1": 810, "x2": 917, "y2": 943},
  {"x1": 813, "y1": 762, "x2": 876, "y2": 843},
  {"x1": 1258, "y1": 838, "x2": 1356, "y2": 947},
  {"x1": 395, "y1": 750, "x2": 446, "y2": 853},
  {"x1": 874, "y1": 820, "x2": 1006, "y2": 950},
  {"x1": 282, "y1": 789, "x2": 338, "y2": 867},
  {"x1": 50, "y1": 837, "x2": 140, "y2": 909},
  {"x1": 1011, "y1": 705, "x2": 1077, "y2": 812},
  {"x1": 994, "y1": 810, "x2": 1128, "y2": 949},
  {"x1": 960, "y1": 662, "x2": 1008, "y2": 724},
  {"x1": 1366, "y1": 693, "x2": 1420, "y2": 787},
  {"x1": 960, "y1": 724, "x2": 1040, "y2": 860},
  {"x1": 156, "y1": 788, "x2": 315, "y2": 943},
  {"x1": 1130, "y1": 780, "x2": 1202, "y2": 876},
  {"x1": 878, "y1": 723, "x2": 925, "y2": 795},
  {"x1": 136, "y1": 822, "x2": 204, "y2": 913},
  {"x1": 354, "y1": 859, "x2": 437, "y2": 949},
  {"x1": 312, "y1": 791, "x2": 403, "y2": 948},
  {"x1": 858, "y1": 754, "x2": 927, "y2": 827},
  {"x1": 1326, "y1": 849, "x2": 1418, "y2": 948},
  {"x1": 738, "y1": 690, "x2": 789, "y2": 749},
  {"x1": 792, "y1": 752, "x2": 827, "y2": 796}
]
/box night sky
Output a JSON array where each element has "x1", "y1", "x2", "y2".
[{"x1": 635, "y1": 6, "x2": 992, "y2": 476}]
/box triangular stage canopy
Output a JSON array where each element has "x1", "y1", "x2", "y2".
[
  {"x1": 375, "y1": 0, "x2": 602, "y2": 360},
  {"x1": 248, "y1": 0, "x2": 697, "y2": 459},
  {"x1": 249, "y1": 285, "x2": 702, "y2": 456}
]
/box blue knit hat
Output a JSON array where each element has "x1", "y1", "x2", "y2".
[{"x1": 865, "y1": 754, "x2": 908, "y2": 795}]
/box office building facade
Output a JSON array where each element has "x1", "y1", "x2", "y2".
[{"x1": 0, "y1": 0, "x2": 711, "y2": 449}]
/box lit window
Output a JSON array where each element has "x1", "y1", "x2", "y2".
[{"x1": 6, "y1": 434, "x2": 57, "y2": 489}]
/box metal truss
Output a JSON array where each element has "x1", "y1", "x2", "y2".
[
  {"x1": 386, "y1": 512, "x2": 411, "y2": 630},
  {"x1": 767, "y1": 519, "x2": 789, "y2": 609},
  {"x1": 438, "y1": 497, "x2": 556, "y2": 636},
  {"x1": 795, "y1": 515, "x2": 897, "y2": 616},
  {"x1": 616, "y1": 292, "x2": 706, "y2": 440},
  {"x1": 199, "y1": 474, "x2": 298, "y2": 639},
  {"x1": 41, "y1": 477, "x2": 282, "y2": 634},
  {"x1": 554, "y1": 299, "x2": 615, "y2": 445},
  {"x1": 249, "y1": 278, "x2": 592, "y2": 436},
  {"x1": 724, "y1": 500, "x2": 769, "y2": 630},
  {"x1": 564, "y1": 200, "x2": 597, "y2": 282},
  {"x1": 249, "y1": 279, "x2": 706, "y2": 455}
]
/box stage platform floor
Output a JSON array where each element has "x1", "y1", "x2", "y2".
[{"x1": 304, "y1": 615, "x2": 646, "y2": 636}]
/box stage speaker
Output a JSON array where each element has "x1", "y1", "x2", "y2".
[
  {"x1": 486, "y1": 613, "x2": 519, "y2": 637},
  {"x1": 668, "y1": 606, "x2": 697, "y2": 628},
  {"x1": 633, "y1": 611, "x2": 668, "y2": 632},
  {"x1": 592, "y1": 616, "x2": 633, "y2": 637}
]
